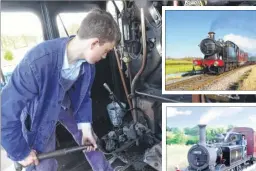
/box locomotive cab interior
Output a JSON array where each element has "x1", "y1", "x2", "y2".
[{"x1": 224, "y1": 132, "x2": 243, "y2": 145}]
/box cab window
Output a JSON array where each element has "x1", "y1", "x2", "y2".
[
  {"x1": 1, "y1": 12, "x2": 44, "y2": 88},
  {"x1": 56, "y1": 12, "x2": 88, "y2": 37}
]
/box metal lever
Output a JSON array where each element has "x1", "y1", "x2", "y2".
[
  {"x1": 103, "y1": 83, "x2": 126, "y2": 111},
  {"x1": 103, "y1": 83, "x2": 113, "y2": 94},
  {"x1": 14, "y1": 145, "x2": 94, "y2": 171}
]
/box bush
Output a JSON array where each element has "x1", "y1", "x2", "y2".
[
  {"x1": 186, "y1": 136, "x2": 199, "y2": 145},
  {"x1": 4, "y1": 50, "x2": 14, "y2": 61},
  {"x1": 186, "y1": 139, "x2": 197, "y2": 145},
  {"x1": 167, "y1": 138, "x2": 173, "y2": 145}
]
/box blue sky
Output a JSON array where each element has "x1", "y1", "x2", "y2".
[
  {"x1": 165, "y1": 10, "x2": 256, "y2": 58},
  {"x1": 166, "y1": 106, "x2": 256, "y2": 130}
]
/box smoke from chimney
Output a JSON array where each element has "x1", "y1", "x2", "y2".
[
  {"x1": 208, "y1": 32, "x2": 215, "y2": 40},
  {"x1": 198, "y1": 124, "x2": 206, "y2": 146}
]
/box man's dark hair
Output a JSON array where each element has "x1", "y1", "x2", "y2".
[{"x1": 77, "y1": 8, "x2": 121, "y2": 45}]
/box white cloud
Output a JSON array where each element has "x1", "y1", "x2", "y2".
[
  {"x1": 167, "y1": 107, "x2": 192, "y2": 118},
  {"x1": 249, "y1": 115, "x2": 256, "y2": 122},
  {"x1": 223, "y1": 34, "x2": 256, "y2": 54},
  {"x1": 199, "y1": 107, "x2": 243, "y2": 125}
]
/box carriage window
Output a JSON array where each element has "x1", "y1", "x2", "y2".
[
  {"x1": 1, "y1": 12, "x2": 44, "y2": 87},
  {"x1": 56, "y1": 12, "x2": 88, "y2": 37}
]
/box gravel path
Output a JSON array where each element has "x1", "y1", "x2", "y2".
[{"x1": 203, "y1": 66, "x2": 255, "y2": 91}]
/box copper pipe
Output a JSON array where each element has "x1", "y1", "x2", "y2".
[
  {"x1": 192, "y1": 94, "x2": 206, "y2": 103},
  {"x1": 130, "y1": 8, "x2": 147, "y2": 123},
  {"x1": 127, "y1": 63, "x2": 132, "y2": 86},
  {"x1": 114, "y1": 48, "x2": 133, "y2": 110},
  {"x1": 192, "y1": 94, "x2": 201, "y2": 102}
]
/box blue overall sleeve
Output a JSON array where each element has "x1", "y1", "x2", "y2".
[
  {"x1": 1, "y1": 58, "x2": 39, "y2": 161},
  {"x1": 75, "y1": 90, "x2": 93, "y2": 123}
]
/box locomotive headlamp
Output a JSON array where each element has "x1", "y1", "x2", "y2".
[{"x1": 214, "y1": 61, "x2": 219, "y2": 66}]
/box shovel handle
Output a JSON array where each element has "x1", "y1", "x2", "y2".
[
  {"x1": 14, "y1": 145, "x2": 91, "y2": 171},
  {"x1": 14, "y1": 162, "x2": 23, "y2": 171}
]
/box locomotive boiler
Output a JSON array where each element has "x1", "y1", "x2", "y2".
[
  {"x1": 187, "y1": 124, "x2": 221, "y2": 171},
  {"x1": 193, "y1": 32, "x2": 249, "y2": 74}
]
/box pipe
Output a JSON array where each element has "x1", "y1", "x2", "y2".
[
  {"x1": 128, "y1": 62, "x2": 132, "y2": 86},
  {"x1": 192, "y1": 94, "x2": 201, "y2": 103},
  {"x1": 201, "y1": 95, "x2": 206, "y2": 103},
  {"x1": 111, "y1": 0, "x2": 121, "y2": 15},
  {"x1": 208, "y1": 31, "x2": 215, "y2": 40},
  {"x1": 114, "y1": 48, "x2": 133, "y2": 110},
  {"x1": 198, "y1": 124, "x2": 207, "y2": 146},
  {"x1": 130, "y1": 8, "x2": 147, "y2": 123},
  {"x1": 0, "y1": 68, "x2": 6, "y2": 85},
  {"x1": 135, "y1": 90, "x2": 181, "y2": 103}
]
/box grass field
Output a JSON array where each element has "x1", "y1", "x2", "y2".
[
  {"x1": 167, "y1": 144, "x2": 191, "y2": 171},
  {"x1": 239, "y1": 65, "x2": 256, "y2": 90},
  {"x1": 166, "y1": 59, "x2": 193, "y2": 65},
  {"x1": 165, "y1": 59, "x2": 202, "y2": 75}
]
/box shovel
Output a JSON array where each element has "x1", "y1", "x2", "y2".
[{"x1": 14, "y1": 144, "x2": 96, "y2": 171}]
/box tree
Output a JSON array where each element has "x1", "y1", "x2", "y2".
[
  {"x1": 166, "y1": 127, "x2": 172, "y2": 132},
  {"x1": 170, "y1": 127, "x2": 181, "y2": 134},
  {"x1": 184, "y1": 126, "x2": 199, "y2": 136},
  {"x1": 228, "y1": 125, "x2": 234, "y2": 129},
  {"x1": 4, "y1": 50, "x2": 14, "y2": 61},
  {"x1": 171, "y1": 131, "x2": 186, "y2": 144},
  {"x1": 186, "y1": 136, "x2": 199, "y2": 145}
]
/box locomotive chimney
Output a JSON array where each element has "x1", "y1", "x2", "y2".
[
  {"x1": 198, "y1": 124, "x2": 206, "y2": 146},
  {"x1": 208, "y1": 32, "x2": 215, "y2": 40}
]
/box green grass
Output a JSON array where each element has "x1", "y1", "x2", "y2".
[
  {"x1": 166, "y1": 64, "x2": 202, "y2": 74},
  {"x1": 165, "y1": 59, "x2": 202, "y2": 75},
  {"x1": 167, "y1": 144, "x2": 191, "y2": 171},
  {"x1": 166, "y1": 59, "x2": 192, "y2": 65}
]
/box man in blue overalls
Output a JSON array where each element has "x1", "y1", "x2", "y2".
[{"x1": 1, "y1": 8, "x2": 120, "y2": 171}]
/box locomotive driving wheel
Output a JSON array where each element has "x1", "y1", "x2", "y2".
[{"x1": 217, "y1": 67, "x2": 224, "y2": 74}]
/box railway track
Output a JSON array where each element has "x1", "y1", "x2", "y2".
[{"x1": 165, "y1": 66, "x2": 252, "y2": 91}]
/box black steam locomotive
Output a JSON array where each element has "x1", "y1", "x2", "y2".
[
  {"x1": 185, "y1": 125, "x2": 255, "y2": 171},
  {"x1": 193, "y1": 32, "x2": 251, "y2": 74}
]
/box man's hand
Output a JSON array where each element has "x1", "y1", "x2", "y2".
[
  {"x1": 78, "y1": 123, "x2": 98, "y2": 152},
  {"x1": 18, "y1": 149, "x2": 39, "y2": 167}
]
